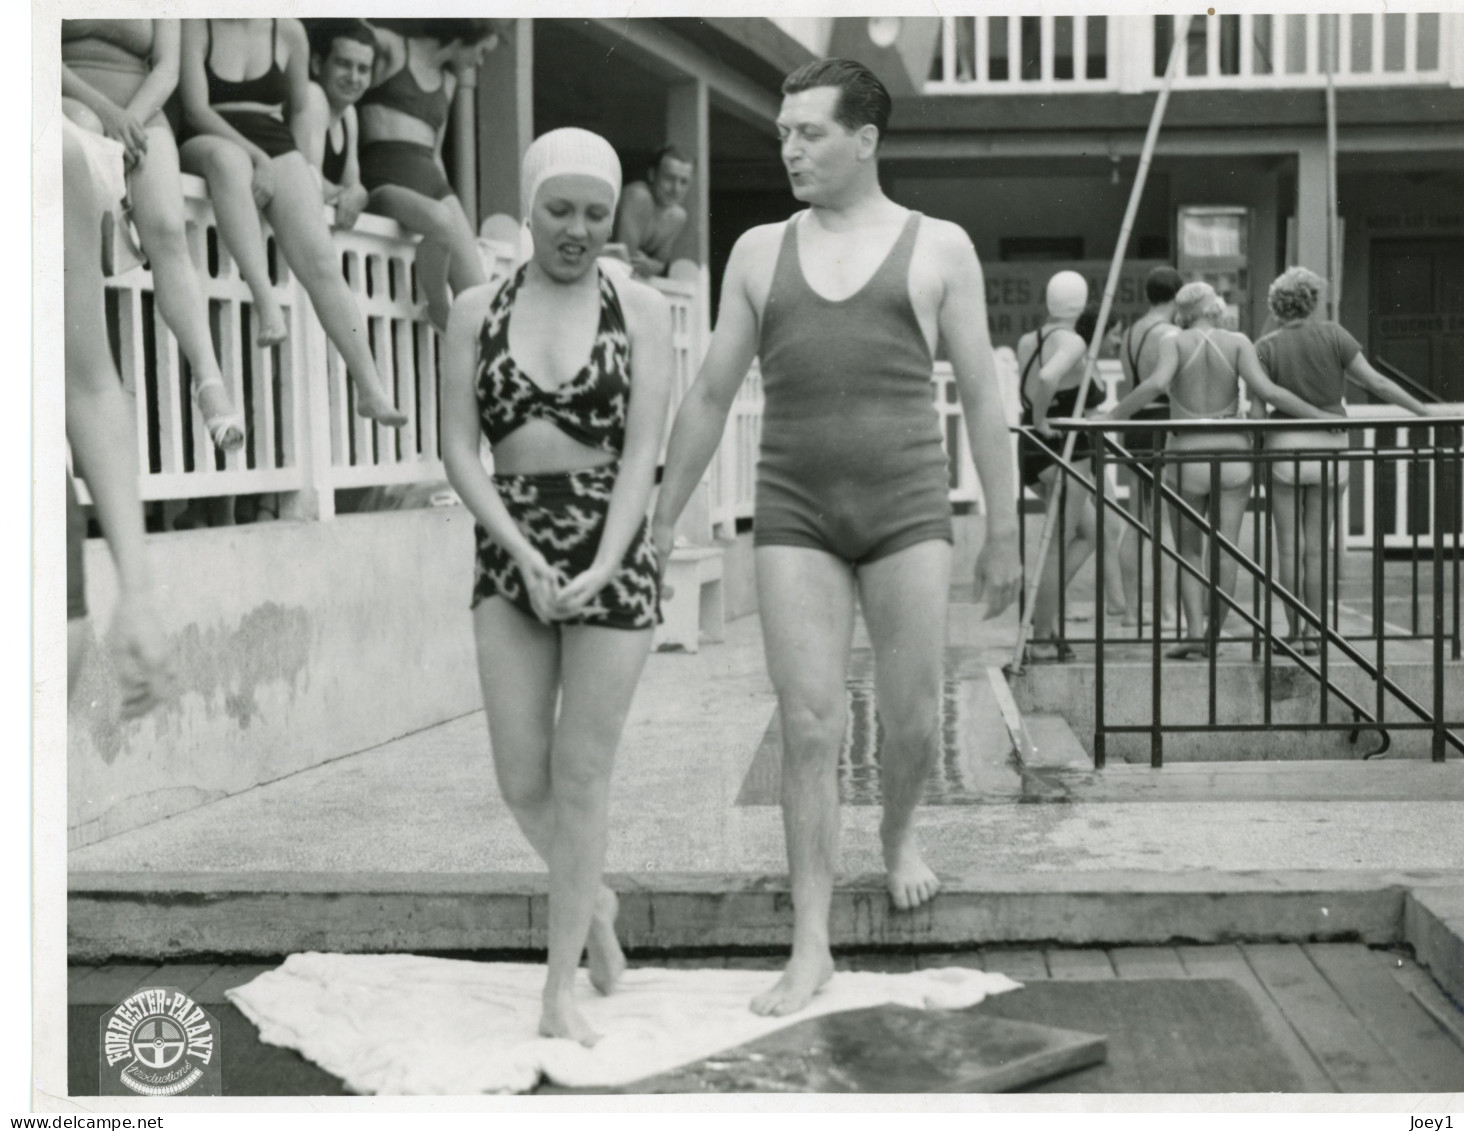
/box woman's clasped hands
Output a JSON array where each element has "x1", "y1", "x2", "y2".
[{"x1": 516, "y1": 548, "x2": 614, "y2": 623}]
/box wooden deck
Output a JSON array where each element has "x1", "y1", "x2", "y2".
[{"x1": 68, "y1": 943, "x2": 1464, "y2": 1094}]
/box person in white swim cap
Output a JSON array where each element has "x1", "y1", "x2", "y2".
[
  {"x1": 440, "y1": 126, "x2": 672, "y2": 1047},
  {"x1": 1016, "y1": 271, "x2": 1117, "y2": 659}
]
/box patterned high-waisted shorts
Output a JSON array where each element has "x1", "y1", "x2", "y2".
[{"x1": 471, "y1": 463, "x2": 661, "y2": 630}]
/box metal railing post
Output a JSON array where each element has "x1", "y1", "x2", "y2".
[{"x1": 1094, "y1": 428, "x2": 1107, "y2": 767}]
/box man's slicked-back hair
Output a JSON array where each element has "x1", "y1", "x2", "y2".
[
  {"x1": 307, "y1": 18, "x2": 377, "y2": 61},
  {"x1": 652, "y1": 144, "x2": 692, "y2": 171},
  {"x1": 1144, "y1": 265, "x2": 1185, "y2": 305},
  {"x1": 782, "y1": 58, "x2": 892, "y2": 144}
]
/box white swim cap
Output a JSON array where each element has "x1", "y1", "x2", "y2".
[
  {"x1": 520, "y1": 128, "x2": 623, "y2": 220},
  {"x1": 1046, "y1": 271, "x2": 1089, "y2": 321}
]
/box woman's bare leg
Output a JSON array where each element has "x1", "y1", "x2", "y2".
[
  {"x1": 179, "y1": 136, "x2": 287, "y2": 346},
  {"x1": 131, "y1": 127, "x2": 240, "y2": 445},
  {"x1": 538, "y1": 623, "x2": 652, "y2": 1045},
  {"x1": 1271, "y1": 482, "x2": 1302, "y2": 640},
  {"x1": 368, "y1": 188, "x2": 488, "y2": 333},
  {"x1": 1210, "y1": 481, "x2": 1253, "y2": 637},
  {"x1": 473, "y1": 601, "x2": 630, "y2": 1029},
  {"x1": 264, "y1": 154, "x2": 405, "y2": 426}
]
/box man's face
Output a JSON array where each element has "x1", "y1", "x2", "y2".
[
  {"x1": 316, "y1": 38, "x2": 374, "y2": 109},
  {"x1": 651, "y1": 156, "x2": 694, "y2": 208},
  {"x1": 776, "y1": 86, "x2": 866, "y2": 204}
]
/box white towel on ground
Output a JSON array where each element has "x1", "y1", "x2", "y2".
[{"x1": 226, "y1": 953, "x2": 1022, "y2": 1095}]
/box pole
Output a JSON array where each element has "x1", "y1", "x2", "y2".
[
  {"x1": 1324, "y1": 16, "x2": 1339, "y2": 320},
  {"x1": 1011, "y1": 14, "x2": 1193, "y2": 670}
]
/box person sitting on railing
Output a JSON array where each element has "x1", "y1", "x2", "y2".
[
  {"x1": 612, "y1": 144, "x2": 694, "y2": 279},
  {"x1": 298, "y1": 19, "x2": 374, "y2": 231},
  {"x1": 65, "y1": 117, "x2": 175, "y2": 716},
  {"x1": 1017, "y1": 272, "x2": 1117, "y2": 659},
  {"x1": 177, "y1": 18, "x2": 406, "y2": 427},
  {"x1": 1100, "y1": 281, "x2": 1335, "y2": 659},
  {"x1": 1114, "y1": 265, "x2": 1183, "y2": 627},
  {"x1": 356, "y1": 19, "x2": 500, "y2": 333},
  {"x1": 62, "y1": 19, "x2": 245, "y2": 452},
  {"x1": 1256, "y1": 266, "x2": 1443, "y2": 654},
  {"x1": 440, "y1": 129, "x2": 672, "y2": 1046}
]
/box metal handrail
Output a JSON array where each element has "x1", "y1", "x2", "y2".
[
  {"x1": 1373, "y1": 357, "x2": 1441, "y2": 405},
  {"x1": 1013, "y1": 416, "x2": 1464, "y2": 764}
]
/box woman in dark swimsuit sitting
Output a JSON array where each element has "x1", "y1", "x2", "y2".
[
  {"x1": 360, "y1": 19, "x2": 501, "y2": 333},
  {"x1": 62, "y1": 19, "x2": 243, "y2": 451},
  {"x1": 441, "y1": 129, "x2": 672, "y2": 1046},
  {"x1": 178, "y1": 17, "x2": 405, "y2": 426}
]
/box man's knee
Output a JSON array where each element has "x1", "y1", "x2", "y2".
[
  {"x1": 779, "y1": 694, "x2": 846, "y2": 759},
  {"x1": 878, "y1": 694, "x2": 941, "y2": 755}
]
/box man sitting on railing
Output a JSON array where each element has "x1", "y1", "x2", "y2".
[
  {"x1": 299, "y1": 19, "x2": 374, "y2": 231},
  {"x1": 612, "y1": 144, "x2": 693, "y2": 280}
]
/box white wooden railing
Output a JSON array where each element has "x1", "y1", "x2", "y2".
[
  {"x1": 94, "y1": 179, "x2": 690, "y2": 520},
  {"x1": 927, "y1": 12, "x2": 1461, "y2": 94},
  {"x1": 97, "y1": 182, "x2": 1454, "y2": 552}
]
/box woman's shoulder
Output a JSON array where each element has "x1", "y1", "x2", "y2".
[{"x1": 605, "y1": 270, "x2": 670, "y2": 329}]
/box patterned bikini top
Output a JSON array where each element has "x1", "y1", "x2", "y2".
[{"x1": 475, "y1": 265, "x2": 632, "y2": 453}]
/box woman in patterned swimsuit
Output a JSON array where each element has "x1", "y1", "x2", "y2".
[{"x1": 441, "y1": 129, "x2": 672, "y2": 1047}]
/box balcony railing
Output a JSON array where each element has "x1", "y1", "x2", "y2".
[{"x1": 926, "y1": 12, "x2": 1459, "y2": 94}]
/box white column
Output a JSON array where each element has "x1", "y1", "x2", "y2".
[
  {"x1": 451, "y1": 66, "x2": 478, "y2": 230},
  {"x1": 475, "y1": 18, "x2": 534, "y2": 222},
  {"x1": 666, "y1": 77, "x2": 714, "y2": 546},
  {"x1": 1295, "y1": 137, "x2": 1330, "y2": 279}
]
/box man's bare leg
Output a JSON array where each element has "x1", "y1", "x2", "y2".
[
  {"x1": 750, "y1": 546, "x2": 857, "y2": 1017},
  {"x1": 857, "y1": 540, "x2": 951, "y2": 910}
]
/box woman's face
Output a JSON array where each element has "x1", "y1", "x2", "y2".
[{"x1": 530, "y1": 175, "x2": 616, "y2": 282}]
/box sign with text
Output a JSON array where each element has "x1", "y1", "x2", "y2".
[
  {"x1": 99, "y1": 986, "x2": 222, "y2": 1096},
  {"x1": 981, "y1": 260, "x2": 1166, "y2": 350}
]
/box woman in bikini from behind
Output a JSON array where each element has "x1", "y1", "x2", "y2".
[
  {"x1": 440, "y1": 129, "x2": 672, "y2": 1046},
  {"x1": 178, "y1": 17, "x2": 405, "y2": 426},
  {"x1": 1103, "y1": 281, "x2": 1335, "y2": 657},
  {"x1": 62, "y1": 19, "x2": 244, "y2": 451},
  {"x1": 359, "y1": 19, "x2": 500, "y2": 333}
]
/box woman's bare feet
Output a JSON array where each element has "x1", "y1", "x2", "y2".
[
  {"x1": 254, "y1": 299, "x2": 288, "y2": 347},
  {"x1": 586, "y1": 886, "x2": 626, "y2": 995},
  {"x1": 539, "y1": 990, "x2": 600, "y2": 1047},
  {"x1": 883, "y1": 831, "x2": 941, "y2": 910},
  {"x1": 749, "y1": 947, "x2": 833, "y2": 1017},
  {"x1": 354, "y1": 385, "x2": 408, "y2": 428}
]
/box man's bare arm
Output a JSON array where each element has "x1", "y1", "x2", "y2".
[
  {"x1": 650, "y1": 230, "x2": 764, "y2": 548},
  {"x1": 936, "y1": 224, "x2": 1022, "y2": 617}
]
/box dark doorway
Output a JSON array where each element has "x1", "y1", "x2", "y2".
[{"x1": 1369, "y1": 237, "x2": 1464, "y2": 401}]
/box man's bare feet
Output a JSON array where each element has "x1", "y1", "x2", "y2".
[
  {"x1": 355, "y1": 387, "x2": 408, "y2": 428},
  {"x1": 255, "y1": 301, "x2": 288, "y2": 347},
  {"x1": 749, "y1": 948, "x2": 834, "y2": 1017},
  {"x1": 539, "y1": 990, "x2": 600, "y2": 1047},
  {"x1": 884, "y1": 832, "x2": 940, "y2": 910},
  {"x1": 586, "y1": 886, "x2": 626, "y2": 995}
]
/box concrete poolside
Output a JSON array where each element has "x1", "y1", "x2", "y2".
[{"x1": 69, "y1": 583, "x2": 1464, "y2": 997}]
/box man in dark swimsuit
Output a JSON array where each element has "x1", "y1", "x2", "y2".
[
  {"x1": 653, "y1": 59, "x2": 1021, "y2": 1017},
  {"x1": 1116, "y1": 266, "x2": 1182, "y2": 626},
  {"x1": 301, "y1": 19, "x2": 375, "y2": 229}
]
